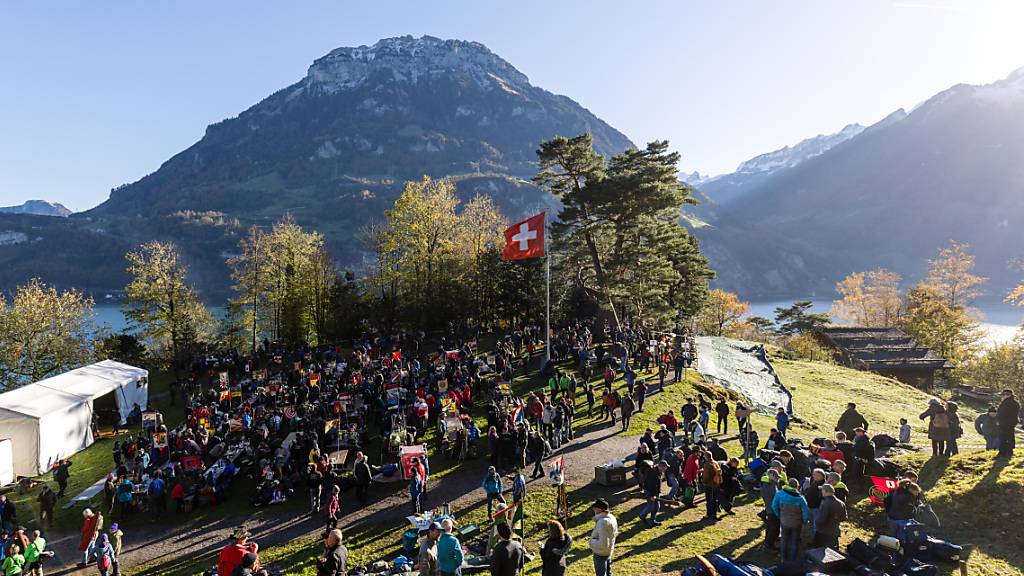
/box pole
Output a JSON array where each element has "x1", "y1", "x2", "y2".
[{"x1": 545, "y1": 211, "x2": 551, "y2": 365}]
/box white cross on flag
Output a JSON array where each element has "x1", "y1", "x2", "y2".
[{"x1": 502, "y1": 212, "x2": 545, "y2": 260}]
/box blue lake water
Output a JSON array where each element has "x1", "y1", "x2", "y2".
[{"x1": 94, "y1": 299, "x2": 1021, "y2": 345}]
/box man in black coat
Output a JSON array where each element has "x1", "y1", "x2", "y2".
[
  {"x1": 835, "y1": 403, "x2": 869, "y2": 440},
  {"x1": 490, "y1": 522, "x2": 525, "y2": 576},
  {"x1": 353, "y1": 451, "x2": 372, "y2": 503},
  {"x1": 996, "y1": 389, "x2": 1020, "y2": 458}
]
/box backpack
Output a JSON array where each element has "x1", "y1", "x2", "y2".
[
  {"x1": 931, "y1": 412, "x2": 949, "y2": 429},
  {"x1": 98, "y1": 552, "x2": 112, "y2": 572}
]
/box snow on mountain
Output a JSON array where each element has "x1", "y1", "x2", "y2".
[
  {"x1": 0, "y1": 199, "x2": 72, "y2": 217},
  {"x1": 733, "y1": 123, "x2": 864, "y2": 176},
  {"x1": 692, "y1": 123, "x2": 865, "y2": 207}
]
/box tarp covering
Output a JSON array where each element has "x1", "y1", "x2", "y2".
[
  {"x1": 695, "y1": 336, "x2": 792, "y2": 414},
  {"x1": 0, "y1": 360, "x2": 148, "y2": 477}
]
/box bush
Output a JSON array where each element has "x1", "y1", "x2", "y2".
[{"x1": 776, "y1": 334, "x2": 835, "y2": 363}]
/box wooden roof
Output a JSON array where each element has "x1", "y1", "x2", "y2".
[{"x1": 817, "y1": 327, "x2": 953, "y2": 370}]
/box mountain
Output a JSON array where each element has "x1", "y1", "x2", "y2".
[
  {"x1": 696, "y1": 123, "x2": 865, "y2": 207},
  {"x1": 1, "y1": 36, "x2": 633, "y2": 298},
  {"x1": 0, "y1": 200, "x2": 73, "y2": 217},
  {"x1": 699, "y1": 66, "x2": 1024, "y2": 299}
]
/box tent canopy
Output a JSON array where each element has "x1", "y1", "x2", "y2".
[{"x1": 0, "y1": 360, "x2": 148, "y2": 477}]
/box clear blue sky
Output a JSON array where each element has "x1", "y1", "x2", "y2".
[{"x1": 3, "y1": 0, "x2": 1023, "y2": 211}]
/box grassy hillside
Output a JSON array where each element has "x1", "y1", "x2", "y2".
[{"x1": 773, "y1": 358, "x2": 985, "y2": 448}]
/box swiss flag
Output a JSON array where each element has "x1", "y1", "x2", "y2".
[{"x1": 502, "y1": 212, "x2": 545, "y2": 260}]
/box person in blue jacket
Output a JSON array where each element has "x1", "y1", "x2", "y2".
[
  {"x1": 775, "y1": 407, "x2": 790, "y2": 438},
  {"x1": 482, "y1": 466, "x2": 506, "y2": 518},
  {"x1": 771, "y1": 478, "x2": 809, "y2": 563},
  {"x1": 437, "y1": 518, "x2": 465, "y2": 576}
]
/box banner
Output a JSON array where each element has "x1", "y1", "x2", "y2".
[{"x1": 869, "y1": 476, "x2": 899, "y2": 507}]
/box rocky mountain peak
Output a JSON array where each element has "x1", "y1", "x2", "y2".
[{"x1": 303, "y1": 35, "x2": 531, "y2": 95}]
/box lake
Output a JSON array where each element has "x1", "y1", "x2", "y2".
[
  {"x1": 746, "y1": 299, "x2": 1021, "y2": 346},
  {"x1": 94, "y1": 298, "x2": 1022, "y2": 346},
  {"x1": 93, "y1": 303, "x2": 225, "y2": 334}
]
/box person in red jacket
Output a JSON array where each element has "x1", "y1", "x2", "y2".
[{"x1": 218, "y1": 527, "x2": 262, "y2": 576}]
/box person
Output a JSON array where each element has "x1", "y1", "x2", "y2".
[
  {"x1": 307, "y1": 464, "x2": 323, "y2": 514},
  {"x1": 701, "y1": 452, "x2": 723, "y2": 521},
  {"x1": 996, "y1": 389, "x2": 1020, "y2": 458},
  {"x1": 53, "y1": 460, "x2": 72, "y2": 498},
  {"x1": 639, "y1": 461, "x2": 666, "y2": 528},
  {"x1": 528, "y1": 430, "x2": 548, "y2": 480},
  {"x1": 898, "y1": 418, "x2": 911, "y2": 444},
  {"x1": 233, "y1": 553, "x2": 258, "y2": 576},
  {"x1": 489, "y1": 522, "x2": 524, "y2": 576},
  {"x1": 94, "y1": 534, "x2": 115, "y2": 576},
  {"x1": 771, "y1": 478, "x2": 809, "y2": 563},
  {"x1": 619, "y1": 393, "x2": 635, "y2": 433},
  {"x1": 353, "y1": 452, "x2": 372, "y2": 503},
  {"x1": 634, "y1": 380, "x2": 648, "y2": 412},
  {"x1": 78, "y1": 508, "x2": 103, "y2": 566},
  {"x1": 512, "y1": 468, "x2": 527, "y2": 505},
  {"x1": 218, "y1": 527, "x2": 261, "y2": 576},
  {"x1": 919, "y1": 398, "x2": 950, "y2": 457},
  {"x1": 483, "y1": 467, "x2": 506, "y2": 518},
  {"x1": 826, "y1": 472, "x2": 849, "y2": 503},
  {"x1": 148, "y1": 470, "x2": 166, "y2": 518},
  {"x1": 109, "y1": 524, "x2": 123, "y2": 576},
  {"x1": 835, "y1": 403, "x2": 869, "y2": 440},
  {"x1": 945, "y1": 401, "x2": 962, "y2": 456},
  {"x1": 760, "y1": 468, "x2": 781, "y2": 551},
  {"x1": 884, "y1": 480, "x2": 922, "y2": 537},
  {"x1": 540, "y1": 520, "x2": 572, "y2": 576},
  {"x1": 417, "y1": 522, "x2": 441, "y2": 576},
  {"x1": 813, "y1": 484, "x2": 846, "y2": 550},
  {"x1": 775, "y1": 407, "x2": 790, "y2": 438},
  {"x1": 588, "y1": 499, "x2": 618, "y2": 576},
  {"x1": 681, "y1": 399, "x2": 697, "y2": 432},
  {"x1": 31, "y1": 487, "x2": 53, "y2": 532},
  {"x1": 437, "y1": 519, "x2": 465, "y2": 576},
  {"x1": 0, "y1": 497, "x2": 14, "y2": 535},
  {"x1": 24, "y1": 530, "x2": 45, "y2": 576},
  {"x1": 974, "y1": 407, "x2": 1000, "y2": 450},
  {"x1": 410, "y1": 469, "x2": 424, "y2": 515},
  {"x1": 715, "y1": 400, "x2": 729, "y2": 434},
  {"x1": 720, "y1": 457, "x2": 741, "y2": 514},
  {"x1": 316, "y1": 529, "x2": 348, "y2": 576},
  {"x1": 802, "y1": 468, "x2": 826, "y2": 534},
  {"x1": 325, "y1": 485, "x2": 341, "y2": 531},
  {"x1": 2, "y1": 543, "x2": 24, "y2": 576}
]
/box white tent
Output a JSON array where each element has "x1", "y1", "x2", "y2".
[{"x1": 0, "y1": 360, "x2": 148, "y2": 477}]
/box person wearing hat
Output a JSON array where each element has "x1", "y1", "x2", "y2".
[
  {"x1": 588, "y1": 499, "x2": 618, "y2": 576},
  {"x1": 417, "y1": 523, "x2": 441, "y2": 576},
  {"x1": 316, "y1": 529, "x2": 348, "y2": 576},
  {"x1": 218, "y1": 527, "x2": 260, "y2": 576},
  {"x1": 108, "y1": 524, "x2": 123, "y2": 576}
]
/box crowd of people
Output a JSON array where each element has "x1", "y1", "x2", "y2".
[{"x1": 5, "y1": 313, "x2": 1018, "y2": 576}]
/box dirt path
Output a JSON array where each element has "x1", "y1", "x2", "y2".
[{"x1": 44, "y1": 417, "x2": 640, "y2": 575}]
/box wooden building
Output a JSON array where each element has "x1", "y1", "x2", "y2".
[{"x1": 815, "y1": 327, "x2": 952, "y2": 389}]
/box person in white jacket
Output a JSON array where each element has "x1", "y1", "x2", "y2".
[{"x1": 588, "y1": 499, "x2": 618, "y2": 576}]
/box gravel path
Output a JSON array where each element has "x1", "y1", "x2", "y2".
[{"x1": 44, "y1": 418, "x2": 641, "y2": 575}]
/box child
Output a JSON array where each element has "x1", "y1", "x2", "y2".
[
  {"x1": 109, "y1": 524, "x2": 123, "y2": 576},
  {"x1": 898, "y1": 418, "x2": 911, "y2": 444}
]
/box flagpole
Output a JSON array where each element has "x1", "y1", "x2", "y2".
[{"x1": 545, "y1": 211, "x2": 551, "y2": 366}]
